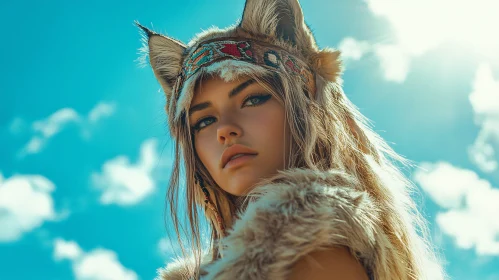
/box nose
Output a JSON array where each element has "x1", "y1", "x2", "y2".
[{"x1": 217, "y1": 120, "x2": 243, "y2": 144}]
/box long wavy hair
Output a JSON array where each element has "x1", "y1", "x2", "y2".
[
  {"x1": 137, "y1": 0, "x2": 444, "y2": 279},
  {"x1": 166, "y1": 68, "x2": 442, "y2": 279}
]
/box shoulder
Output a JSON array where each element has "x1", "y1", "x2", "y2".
[
  {"x1": 202, "y1": 168, "x2": 382, "y2": 280},
  {"x1": 288, "y1": 246, "x2": 369, "y2": 280}
]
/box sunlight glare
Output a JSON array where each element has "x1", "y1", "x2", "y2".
[{"x1": 367, "y1": 0, "x2": 499, "y2": 57}]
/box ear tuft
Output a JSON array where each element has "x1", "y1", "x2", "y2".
[
  {"x1": 135, "y1": 20, "x2": 156, "y2": 38},
  {"x1": 311, "y1": 49, "x2": 342, "y2": 82}
]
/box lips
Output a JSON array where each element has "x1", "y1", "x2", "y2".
[{"x1": 221, "y1": 144, "x2": 258, "y2": 169}]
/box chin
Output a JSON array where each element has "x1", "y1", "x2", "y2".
[{"x1": 226, "y1": 171, "x2": 266, "y2": 196}]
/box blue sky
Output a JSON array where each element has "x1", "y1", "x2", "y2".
[{"x1": 1, "y1": 0, "x2": 498, "y2": 279}]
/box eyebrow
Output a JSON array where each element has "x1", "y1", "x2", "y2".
[{"x1": 188, "y1": 79, "x2": 256, "y2": 117}]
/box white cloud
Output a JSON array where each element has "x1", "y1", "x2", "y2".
[
  {"x1": 414, "y1": 162, "x2": 499, "y2": 255},
  {"x1": 75, "y1": 249, "x2": 137, "y2": 280},
  {"x1": 414, "y1": 162, "x2": 478, "y2": 209},
  {"x1": 341, "y1": 0, "x2": 499, "y2": 82},
  {"x1": 365, "y1": 0, "x2": 445, "y2": 56},
  {"x1": 54, "y1": 238, "x2": 83, "y2": 261},
  {"x1": 88, "y1": 102, "x2": 116, "y2": 123},
  {"x1": 373, "y1": 44, "x2": 411, "y2": 83},
  {"x1": 468, "y1": 63, "x2": 499, "y2": 172},
  {"x1": 338, "y1": 37, "x2": 371, "y2": 61},
  {"x1": 469, "y1": 65, "x2": 499, "y2": 116},
  {"x1": 337, "y1": 38, "x2": 414, "y2": 82},
  {"x1": 92, "y1": 138, "x2": 160, "y2": 206},
  {"x1": 0, "y1": 173, "x2": 57, "y2": 242},
  {"x1": 53, "y1": 238, "x2": 137, "y2": 280},
  {"x1": 338, "y1": 37, "x2": 412, "y2": 82},
  {"x1": 366, "y1": 0, "x2": 499, "y2": 56},
  {"x1": 19, "y1": 102, "x2": 116, "y2": 156}
]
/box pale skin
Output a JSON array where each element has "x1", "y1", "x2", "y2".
[{"x1": 189, "y1": 75, "x2": 368, "y2": 279}]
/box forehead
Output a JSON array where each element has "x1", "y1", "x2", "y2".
[{"x1": 191, "y1": 74, "x2": 252, "y2": 103}]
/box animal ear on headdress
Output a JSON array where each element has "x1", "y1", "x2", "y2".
[
  {"x1": 240, "y1": 0, "x2": 314, "y2": 51},
  {"x1": 135, "y1": 21, "x2": 186, "y2": 100},
  {"x1": 239, "y1": 0, "x2": 342, "y2": 83}
]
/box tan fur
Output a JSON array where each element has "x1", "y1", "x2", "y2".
[
  {"x1": 156, "y1": 168, "x2": 394, "y2": 279},
  {"x1": 310, "y1": 48, "x2": 343, "y2": 82},
  {"x1": 240, "y1": 0, "x2": 318, "y2": 55}
]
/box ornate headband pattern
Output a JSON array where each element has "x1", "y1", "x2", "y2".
[{"x1": 173, "y1": 37, "x2": 316, "y2": 99}]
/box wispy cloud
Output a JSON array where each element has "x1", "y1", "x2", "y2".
[
  {"x1": 414, "y1": 162, "x2": 499, "y2": 255},
  {"x1": 21, "y1": 108, "x2": 81, "y2": 155},
  {"x1": 8, "y1": 117, "x2": 26, "y2": 135},
  {"x1": 92, "y1": 138, "x2": 169, "y2": 206},
  {"x1": 88, "y1": 102, "x2": 117, "y2": 124},
  {"x1": 18, "y1": 102, "x2": 116, "y2": 157},
  {"x1": 33, "y1": 108, "x2": 81, "y2": 138},
  {"x1": 468, "y1": 63, "x2": 499, "y2": 173},
  {"x1": 53, "y1": 238, "x2": 137, "y2": 280},
  {"x1": 0, "y1": 173, "x2": 61, "y2": 242}
]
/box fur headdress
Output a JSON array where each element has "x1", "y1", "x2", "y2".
[{"x1": 136, "y1": 0, "x2": 343, "y2": 137}]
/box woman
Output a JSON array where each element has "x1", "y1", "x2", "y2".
[{"x1": 137, "y1": 0, "x2": 444, "y2": 279}]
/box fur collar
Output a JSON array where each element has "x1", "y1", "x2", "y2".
[{"x1": 156, "y1": 169, "x2": 389, "y2": 280}]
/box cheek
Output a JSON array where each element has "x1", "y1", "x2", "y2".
[
  {"x1": 245, "y1": 103, "x2": 287, "y2": 159},
  {"x1": 255, "y1": 109, "x2": 284, "y2": 138},
  {"x1": 194, "y1": 133, "x2": 220, "y2": 174}
]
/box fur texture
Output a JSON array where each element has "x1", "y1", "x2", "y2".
[{"x1": 156, "y1": 168, "x2": 396, "y2": 280}]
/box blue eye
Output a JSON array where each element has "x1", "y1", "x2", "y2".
[
  {"x1": 242, "y1": 94, "x2": 272, "y2": 107},
  {"x1": 191, "y1": 94, "x2": 272, "y2": 133},
  {"x1": 192, "y1": 117, "x2": 215, "y2": 132}
]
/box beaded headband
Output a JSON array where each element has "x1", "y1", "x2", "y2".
[{"x1": 172, "y1": 37, "x2": 316, "y2": 100}]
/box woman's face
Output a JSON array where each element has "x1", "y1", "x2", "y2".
[{"x1": 189, "y1": 75, "x2": 289, "y2": 196}]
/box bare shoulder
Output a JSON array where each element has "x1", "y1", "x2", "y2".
[{"x1": 288, "y1": 246, "x2": 369, "y2": 280}]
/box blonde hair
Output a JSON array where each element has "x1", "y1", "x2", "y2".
[{"x1": 162, "y1": 64, "x2": 443, "y2": 279}]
